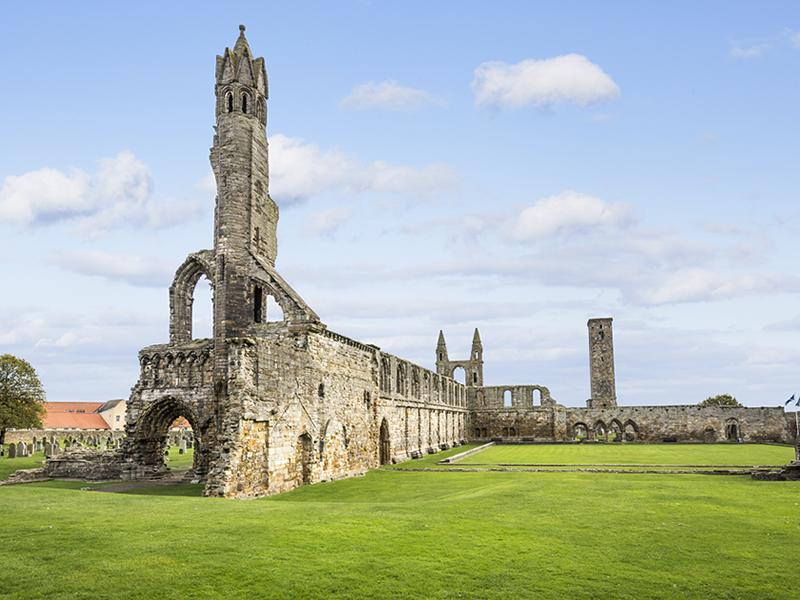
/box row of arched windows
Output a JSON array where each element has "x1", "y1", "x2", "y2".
[
  {"x1": 223, "y1": 89, "x2": 265, "y2": 121},
  {"x1": 379, "y1": 356, "x2": 466, "y2": 406}
]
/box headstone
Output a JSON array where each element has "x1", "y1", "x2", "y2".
[
  {"x1": 27, "y1": 443, "x2": 34, "y2": 456},
  {"x1": 179, "y1": 437, "x2": 187, "y2": 454},
  {"x1": 17, "y1": 441, "x2": 26, "y2": 457},
  {"x1": 8, "y1": 443, "x2": 17, "y2": 458},
  {"x1": 186, "y1": 437, "x2": 193, "y2": 449}
]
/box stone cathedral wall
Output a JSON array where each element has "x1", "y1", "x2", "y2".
[{"x1": 203, "y1": 326, "x2": 467, "y2": 498}]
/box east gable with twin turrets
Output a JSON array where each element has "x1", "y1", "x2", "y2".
[{"x1": 42, "y1": 27, "x2": 792, "y2": 498}]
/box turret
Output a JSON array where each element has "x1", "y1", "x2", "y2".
[
  {"x1": 436, "y1": 330, "x2": 449, "y2": 376},
  {"x1": 469, "y1": 328, "x2": 484, "y2": 386}
]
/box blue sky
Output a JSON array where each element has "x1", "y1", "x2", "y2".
[{"x1": 1, "y1": 1, "x2": 798, "y2": 407}]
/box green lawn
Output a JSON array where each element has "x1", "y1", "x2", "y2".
[
  {"x1": 0, "y1": 450, "x2": 45, "y2": 480},
  {"x1": 1, "y1": 446, "x2": 798, "y2": 599},
  {"x1": 456, "y1": 443, "x2": 795, "y2": 467}
]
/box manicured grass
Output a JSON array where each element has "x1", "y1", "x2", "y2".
[
  {"x1": 1, "y1": 461, "x2": 799, "y2": 599},
  {"x1": 0, "y1": 451, "x2": 45, "y2": 480},
  {"x1": 456, "y1": 443, "x2": 795, "y2": 467},
  {"x1": 166, "y1": 446, "x2": 195, "y2": 471}
]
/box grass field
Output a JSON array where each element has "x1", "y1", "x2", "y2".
[
  {"x1": 455, "y1": 443, "x2": 795, "y2": 467},
  {"x1": 1, "y1": 445, "x2": 798, "y2": 599}
]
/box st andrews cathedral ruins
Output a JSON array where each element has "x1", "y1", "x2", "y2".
[{"x1": 45, "y1": 27, "x2": 793, "y2": 497}]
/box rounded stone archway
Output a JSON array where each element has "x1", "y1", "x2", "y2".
[{"x1": 127, "y1": 396, "x2": 208, "y2": 479}]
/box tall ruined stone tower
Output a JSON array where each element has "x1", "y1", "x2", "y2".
[
  {"x1": 210, "y1": 25, "x2": 279, "y2": 341},
  {"x1": 588, "y1": 318, "x2": 617, "y2": 408}
]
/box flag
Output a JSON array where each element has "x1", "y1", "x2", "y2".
[{"x1": 785, "y1": 395, "x2": 796, "y2": 407}]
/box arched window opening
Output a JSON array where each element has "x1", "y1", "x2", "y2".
[
  {"x1": 253, "y1": 285, "x2": 264, "y2": 323},
  {"x1": 594, "y1": 422, "x2": 607, "y2": 442},
  {"x1": 725, "y1": 419, "x2": 740, "y2": 442},
  {"x1": 532, "y1": 388, "x2": 541, "y2": 406},
  {"x1": 452, "y1": 366, "x2": 466, "y2": 385},
  {"x1": 298, "y1": 433, "x2": 313, "y2": 484},
  {"x1": 191, "y1": 275, "x2": 213, "y2": 339},
  {"x1": 379, "y1": 419, "x2": 391, "y2": 465},
  {"x1": 503, "y1": 390, "x2": 512, "y2": 408},
  {"x1": 609, "y1": 420, "x2": 623, "y2": 442},
  {"x1": 266, "y1": 294, "x2": 284, "y2": 322},
  {"x1": 573, "y1": 423, "x2": 588, "y2": 441},
  {"x1": 624, "y1": 421, "x2": 638, "y2": 442},
  {"x1": 226, "y1": 92, "x2": 233, "y2": 113},
  {"x1": 241, "y1": 92, "x2": 249, "y2": 114}
]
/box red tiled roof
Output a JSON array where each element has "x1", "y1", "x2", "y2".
[
  {"x1": 42, "y1": 402, "x2": 110, "y2": 430},
  {"x1": 43, "y1": 412, "x2": 110, "y2": 430},
  {"x1": 45, "y1": 402, "x2": 105, "y2": 413},
  {"x1": 171, "y1": 417, "x2": 192, "y2": 430}
]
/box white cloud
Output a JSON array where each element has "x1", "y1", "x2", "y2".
[
  {"x1": 0, "y1": 152, "x2": 204, "y2": 233},
  {"x1": 729, "y1": 42, "x2": 769, "y2": 59},
  {"x1": 472, "y1": 54, "x2": 620, "y2": 109},
  {"x1": 306, "y1": 207, "x2": 351, "y2": 235},
  {"x1": 51, "y1": 250, "x2": 174, "y2": 287},
  {"x1": 339, "y1": 80, "x2": 443, "y2": 111},
  {"x1": 269, "y1": 134, "x2": 457, "y2": 203},
  {"x1": 512, "y1": 190, "x2": 633, "y2": 240},
  {"x1": 0, "y1": 167, "x2": 91, "y2": 224},
  {"x1": 628, "y1": 269, "x2": 799, "y2": 305}
]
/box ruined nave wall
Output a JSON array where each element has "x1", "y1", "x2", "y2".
[{"x1": 218, "y1": 326, "x2": 467, "y2": 498}]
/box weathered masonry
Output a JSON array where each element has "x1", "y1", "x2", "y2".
[
  {"x1": 465, "y1": 318, "x2": 791, "y2": 445},
  {"x1": 39, "y1": 26, "x2": 792, "y2": 497},
  {"x1": 118, "y1": 26, "x2": 467, "y2": 498}
]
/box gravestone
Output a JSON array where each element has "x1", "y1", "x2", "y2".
[
  {"x1": 8, "y1": 443, "x2": 16, "y2": 458},
  {"x1": 28, "y1": 443, "x2": 34, "y2": 456},
  {"x1": 17, "y1": 442, "x2": 26, "y2": 457},
  {"x1": 179, "y1": 437, "x2": 187, "y2": 454}
]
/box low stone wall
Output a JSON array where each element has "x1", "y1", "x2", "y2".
[{"x1": 565, "y1": 405, "x2": 791, "y2": 443}]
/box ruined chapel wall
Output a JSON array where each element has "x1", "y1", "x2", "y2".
[
  {"x1": 376, "y1": 348, "x2": 468, "y2": 459},
  {"x1": 566, "y1": 405, "x2": 792, "y2": 443}
]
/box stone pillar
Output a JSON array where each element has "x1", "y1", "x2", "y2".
[{"x1": 588, "y1": 318, "x2": 617, "y2": 408}]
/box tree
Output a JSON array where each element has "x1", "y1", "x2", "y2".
[
  {"x1": 698, "y1": 394, "x2": 742, "y2": 408},
  {"x1": 0, "y1": 354, "x2": 46, "y2": 447}
]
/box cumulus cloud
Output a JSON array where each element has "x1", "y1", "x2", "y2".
[
  {"x1": 51, "y1": 250, "x2": 174, "y2": 287},
  {"x1": 0, "y1": 152, "x2": 204, "y2": 233},
  {"x1": 729, "y1": 42, "x2": 769, "y2": 59},
  {"x1": 269, "y1": 134, "x2": 457, "y2": 203},
  {"x1": 306, "y1": 207, "x2": 351, "y2": 235},
  {"x1": 472, "y1": 54, "x2": 620, "y2": 109},
  {"x1": 511, "y1": 190, "x2": 633, "y2": 240},
  {"x1": 339, "y1": 80, "x2": 443, "y2": 111}
]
